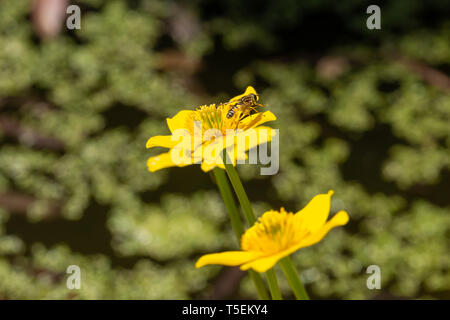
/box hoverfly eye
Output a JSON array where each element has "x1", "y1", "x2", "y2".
[{"x1": 251, "y1": 94, "x2": 258, "y2": 101}]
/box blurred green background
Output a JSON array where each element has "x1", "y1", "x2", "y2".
[{"x1": 0, "y1": 0, "x2": 449, "y2": 299}]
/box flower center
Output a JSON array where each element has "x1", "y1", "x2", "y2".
[
  {"x1": 190, "y1": 104, "x2": 241, "y2": 134},
  {"x1": 241, "y1": 209, "x2": 308, "y2": 254}
]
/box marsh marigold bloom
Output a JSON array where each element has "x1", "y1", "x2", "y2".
[
  {"x1": 195, "y1": 190, "x2": 349, "y2": 272},
  {"x1": 146, "y1": 86, "x2": 276, "y2": 172}
]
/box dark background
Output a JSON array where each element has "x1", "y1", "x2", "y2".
[{"x1": 0, "y1": 0, "x2": 449, "y2": 299}]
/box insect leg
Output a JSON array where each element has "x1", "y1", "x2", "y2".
[{"x1": 234, "y1": 111, "x2": 248, "y2": 129}]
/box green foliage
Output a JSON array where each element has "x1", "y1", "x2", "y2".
[{"x1": 0, "y1": 0, "x2": 449, "y2": 299}]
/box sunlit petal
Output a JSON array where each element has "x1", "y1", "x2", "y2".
[
  {"x1": 147, "y1": 152, "x2": 177, "y2": 172},
  {"x1": 298, "y1": 210, "x2": 349, "y2": 248},
  {"x1": 295, "y1": 190, "x2": 334, "y2": 234},
  {"x1": 229, "y1": 86, "x2": 258, "y2": 103},
  {"x1": 166, "y1": 110, "x2": 195, "y2": 133},
  {"x1": 195, "y1": 251, "x2": 262, "y2": 268},
  {"x1": 234, "y1": 126, "x2": 276, "y2": 152},
  {"x1": 240, "y1": 252, "x2": 287, "y2": 273},
  {"x1": 240, "y1": 111, "x2": 276, "y2": 130},
  {"x1": 146, "y1": 135, "x2": 180, "y2": 149}
]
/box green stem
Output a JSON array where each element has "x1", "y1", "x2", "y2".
[
  {"x1": 212, "y1": 168, "x2": 244, "y2": 239},
  {"x1": 222, "y1": 154, "x2": 282, "y2": 300},
  {"x1": 279, "y1": 257, "x2": 310, "y2": 300},
  {"x1": 222, "y1": 159, "x2": 257, "y2": 225},
  {"x1": 212, "y1": 168, "x2": 270, "y2": 300},
  {"x1": 265, "y1": 269, "x2": 283, "y2": 300},
  {"x1": 248, "y1": 272, "x2": 270, "y2": 300}
]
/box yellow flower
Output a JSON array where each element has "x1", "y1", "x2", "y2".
[
  {"x1": 146, "y1": 86, "x2": 277, "y2": 172},
  {"x1": 195, "y1": 190, "x2": 349, "y2": 272}
]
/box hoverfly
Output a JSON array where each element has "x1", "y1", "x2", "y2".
[{"x1": 225, "y1": 88, "x2": 263, "y2": 127}]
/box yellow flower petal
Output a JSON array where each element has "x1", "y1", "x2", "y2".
[
  {"x1": 298, "y1": 210, "x2": 349, "y2": 248},
  {"x1": 240, "y1": 252, "x2": 287, "y2": 273},
  {"x1": 195, "y1": 251, "x2": 262, "y2": 268},
  {"x1": 200, "y1": 159, "x2": 224, "y2": 172},
  {"x1": 240, "y1": 111, "x2": 276, "y2": 130},
  {"x1": 202, "y1": 136, "x2": 226, "y2": 164},
  {"x1": 295, "y1": 190, "x2": 334, "y2": 234},
  {"x1": 229, "y1": 86, "x2": 258, "y2": 103},
  {"x1": 147, "y1": 152, "x2": 175, "y2": 172},
  {"x1": 234, "y1": 126, "x2": 275, "y2": 152},
  {"x1": 166, "y1": 110, "x2": 195, "y2": 133},
  {"x1": 147, "y1": 150, "x2": 193, "y2": 172},
  {"x1": 146, "y1": 135, "x2": 180, "y2": 149}
]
